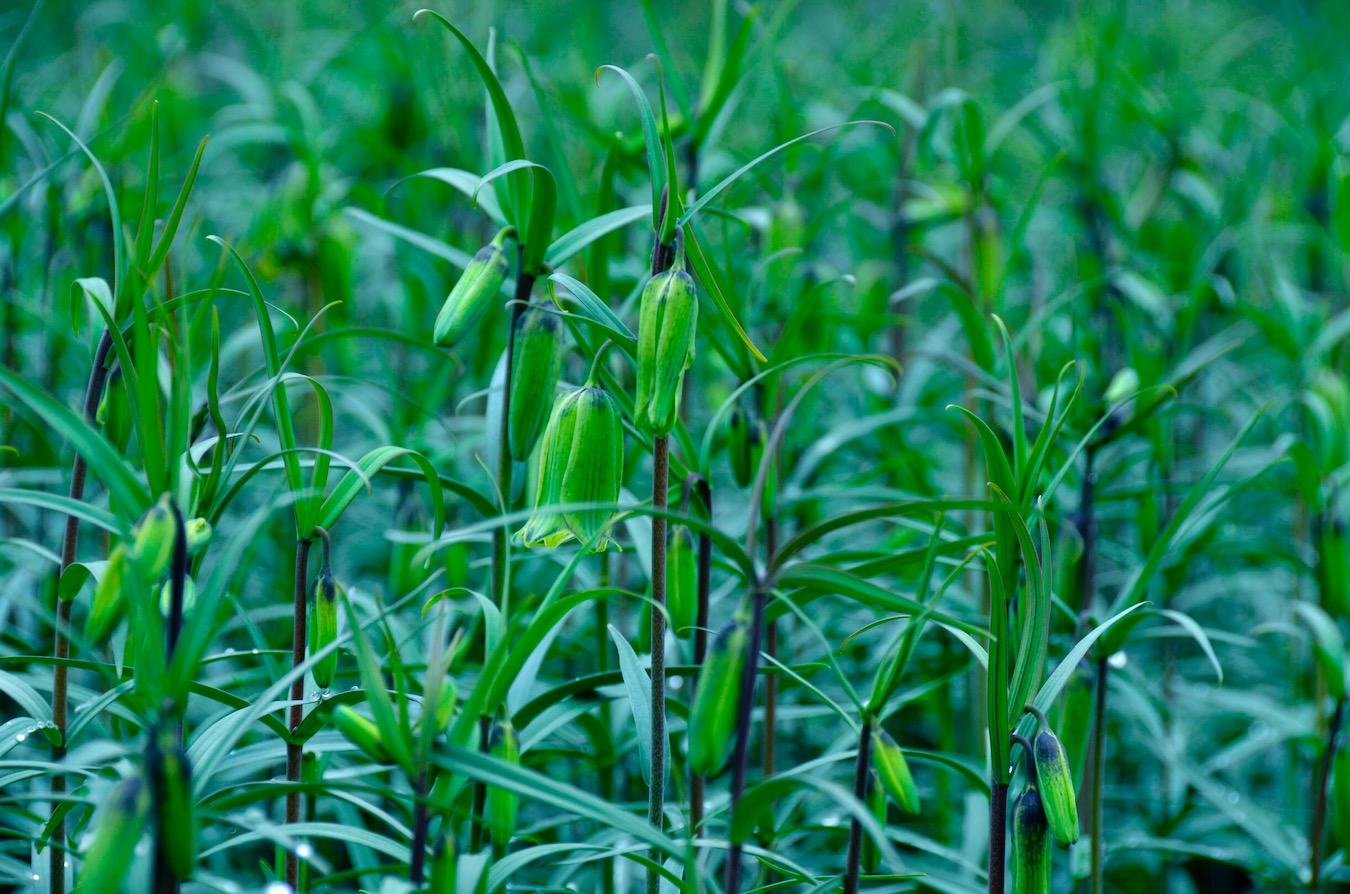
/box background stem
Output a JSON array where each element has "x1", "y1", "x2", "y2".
[
  {"x1": 987, "y1": 780, "x2": 1008, "y2": 894},
  {"x1": 49, "y1": 328, "x2": 113, "y2": 894},
  {"x1": 285, "y1": 535, "x2": 313, "y2": 891},
  {"x1": 646, "y1": 433, "x2": 669, "y2": 894},
  {"x1": 843, "y1": 721, "x2": 873, "y2": 894},
  {"x1": 1311, "y1": 697, "x2": 1344, "y2": 888},
  {"x1": 724, "y1": 583, "x2": 768, "y2": 894}
]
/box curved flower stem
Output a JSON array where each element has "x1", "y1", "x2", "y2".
[
  {"x1": 689, "y1": 476, "x2": 712, "y2": 836},
  {"x1": 284, "y1": 531, "x2": 316, "y2": 891},
  {"x1": 1312, "y1": 697, "x2": 1344, "y2": 888}
]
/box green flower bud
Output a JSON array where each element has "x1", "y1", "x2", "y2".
[
  {"x1": 1012, "y1": 786, "x2": 1051, "y2": 894},
  {"x1": 872, "y1": 729, "x2": 920, "y2": 815},
  {"x1": 688, "y1": 614, "x2": 749, "y2": 777},
  {"x1": 184, "y1": 518, "x2": 212, "y2": 555},
  {"x1": 158, "y1": 576, "x2": 197, "y2": 618},
  {"x1": 559, "y1": 386, "x2": 624, "y2": 550},
  {"x1": 430, "y1": 833, "x2": 457, "y2": 894},
  {"x1": 1033, "y1": 728, "x2": 1080, "y2": 845},
  {"x1": 507, "y1": 305, "x2": 563, "y2": 460},
  {"x1": 434, "y1": 226, "x2": 515, "y2": 347},
  {"x1": 87, "y1": 545, "x2": 128, "y2": 645},
  {"x1": 309, "y1": 568, "x2": 339, "y2": 690},
  {"x1": 727, "y1": 406, "x2": 767, "y2": 491},
  {"x1": 78, "y1": 774, "x2": 150, "y2": 894},
  {"x1": 634, "y1": 252, "x2": 698, "y2": 436},
  {"x1": 129, "y1": 493, "x2": 177, "y2": 581},
  {"x1": 99, "y1": 368, "x2": 132, "y2": 454},
  {"x1": 432, "y1": 677, "x2": 458, "y2": 733},
  {"x1": 667, "y1": 526, "x2": 697, "y2": 636},
  {"x1": 334, "y1": 705, "x2": 391, "y2": 763},
  {"x1": 150, "y1": 731, "x2": 196, "y2": 881},
  {"x1": 517, "y1": 389, "x2": 585, "y2": 549},
  {"x1": 486, "y1": 719, "x2": 521, "y2": 845}
]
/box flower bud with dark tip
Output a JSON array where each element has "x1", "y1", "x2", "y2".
[
  {"x1": 159, "y1": 576, "x2": 197, "y2": 618},
  {"x1": 78, "y1": 774, "x2": 150, "y2": 894},
  {"x1": 689, "y1": 614, "x2": 749, "y2": 777},
  {"x1": 434, "y1": 226, "x2": 515, "y2": 347},
  {"x1": 309, "y1": 568, "x2": 339, "y2": 690},
  {"x1": 727, "y1": 406, "x2": 753, "y2": 488},
  {"x1": 129, "y1": 493, "x2": 177, "y2": 581},
  {"x1": 1033, "y1": 728, "x2": 1080, "y2": 845},
  {"x1": 1012, "y1": 785, "x2": 1051, "y2": 894},
  {"x1": 634, "y1": 247, "x2": 698, "y2": 436},
  {"x1": 430, "y1": 833, "x2": 457, "y2": 893},
  {"x1": 87, "y1": 544, "x2": 127, "y2": 645},
  {"x1": 507, "y1": 305, "x2": 563, "y2": 461},
  {"x1": 871, "y1": 728, "x2": 920, "y2": 814}
]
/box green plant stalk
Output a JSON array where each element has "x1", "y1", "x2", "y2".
[
  {"x1": 647, "y1": 433, "x2": 670, "y2": 894},
  {"x1": 724, "y1": 583, "x2": 768, "y2": 894},
  {"x1": 689, "y1": 477, "x2": 712, "y2": 835},
  {"x1": 469, "y1": 716, "x2": 491, "y2": 852},
  {"x1": 285, "y1": 532, "x2": 315, "y2": 892},
  {"x1": 843, "y1": 721, "x2": 873, "y2": 894},
  {"x1": 596, "y1": 554, "x2": 616, "y2": 894},
  {"x1": 409, "y1": 769, "x2": 430, "y2": 885},
  {"x1": 50, "y1": 327, "x2": 114, "y2": 894},
  {"x1": 989, "y1": 780, "x2": 1009, "y2": 894},
  {"x1": 763, "y1": 518, "x2": 777, "y2": 779},
  {"x1": 646, "y1": 233, "x2": 675, "y2": 894},
  {"x1": 1311, "y1": 698, "x2": 1344, "y2": 888},
  {"x1": 492, "y1": 244, "x2": 536, "y2": 614}
]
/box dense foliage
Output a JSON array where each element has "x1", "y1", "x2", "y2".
[{"x1": 2, "y1": 1, "x2": 1349, "y2": 892}]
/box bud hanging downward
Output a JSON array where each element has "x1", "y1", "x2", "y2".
[
  {"x1": 1012, "y1": 785, "x2": 1051, "y2": 894},
  {"x1": 689, "y1": 614, "x2": 749, "y2": 777},
  {"x1": 130, "y1": 493, "x2": 177, "y2": 581},
  {"x1": 507, "y1": 305, "x2": 563, "y2": 460},
  {"x1": 727, "y1": 406, "x2": 767, "y2": 490},
  {"x1": 309, "y1": 567, "x2": 340, "y2": 690},
  {"x1": 634, "y1": 246, "x2": 698, "y2": 436},
  {"x1": 1032, "y1": 728, "x2": 1080, "y2": 845},
  {"x1": 434, "y1": 226, "x2": 515, "y2": 347}
]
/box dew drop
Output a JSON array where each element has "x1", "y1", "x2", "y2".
[
  {"x1": 1107, "y1": 652, "x2": 1128, "y2": 669},
  {"x1": 1227, "y1": 791, "x2": 1240, "y2": 804},
  {"x1": 263, "y1": 884, "x2": 293, "y2": 894},
  {"x1": 251, "y1": 648, "x2": 261, "y2": 655},
  {"x1": 296, "y1": 843, "x2": 314, "y2": 859},
  {"x1": 15, "y1": 733, "x2": 25, "y2": 743}
]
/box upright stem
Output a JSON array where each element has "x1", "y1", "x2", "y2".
[
  {"x1": 1312, "y1": 698, "x2": 1344, "y2": 888},
  {"x1": 646, "y1": 434, "x2": 670, "y2": 894},
  {"x1": 596, "y1": 555, "x2": 616, "y2": 894},
  {"x1": 50, "y1": 329, "x2": 114, "y2": 894},
  {"x1": 988, "y1": 780, "x2": 1009, "y2": 894},
  {"x1": 763, "y1": 518, "x2": 778, "y2": 779},
  {"x1": 689, "y1": 479, "x2": 712, "y2": 835},
  {"x1": 724, "y1": 583, "x2": 768, "y2": 894},
  {"x1": 843, "y1": 721, "x2": 873, "y2": 894},
  {"x1": 469, "y1": 715, "x2": 491, "y2": 851},
  {"x1": 409, "y1": 771, "x2": 430, "y2": 885},
  {"x1": 285, "y1": 535, "x2": 314, "y2": 891}
]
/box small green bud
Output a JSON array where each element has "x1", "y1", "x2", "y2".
[
  {"x1": 430, "y1": 833, "x2": 457, "y2": 893},
  {"x1": 99, "y1": 369, "x2": 132, "y2": 453},
  {"x1": 727, "y1": 406, "x2": 767, "y2": 491},
  {"x1": 87, "y1": 545, "x2": 128, "y2": 645},
  {"x1": 871, "y1": 729, "x2": 920, "y2": 814},
  {"x1": 333, "y1": 705, "x2": 391, "y2": 763},
  {"x1": 158, "y1": 576, "x2": 197, "y2": 617},
  {"x1": 434, "y1": 227, "x2": 515, "y2": 347},
  {"x1": 486, "y1": 719, "x2": 521, "y2": 846},
  {"x1": 309, "y1": 568, "x2": 339, "y2": 689},
  {"x1": 1033, "y1": 728, "x2": 1080, "y2": 845},
  {"x1": 151, "y1": 731, "x2": 197, "y2": 881},
  {"x1": 432, "y1": 677, "x2": 459, "y2": 732},
  {"x1": 507, "y1": 305, "x2": 563, "y2": 460},
  {"x1": 634, "y1": 250, "x2": 698, "y2": 436},
  {"x1": 688, "y1": 615, "x2": 749, "y2": 777},
  {"x1": 129, "y1": 493, "x2": 177, "y2": 580},
  {"x1": 667, "y1": 526, "x2": 697, "y2": 636},
  {"x1": 78, "y1": 774, "x2": 150, "y2": 894},
  {"x1": 1012, "y1": 786, "x2": 1051, "y2": 894},
  {"x1": 184, "y1": 518, "x2": 212, "y2": 555}
]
